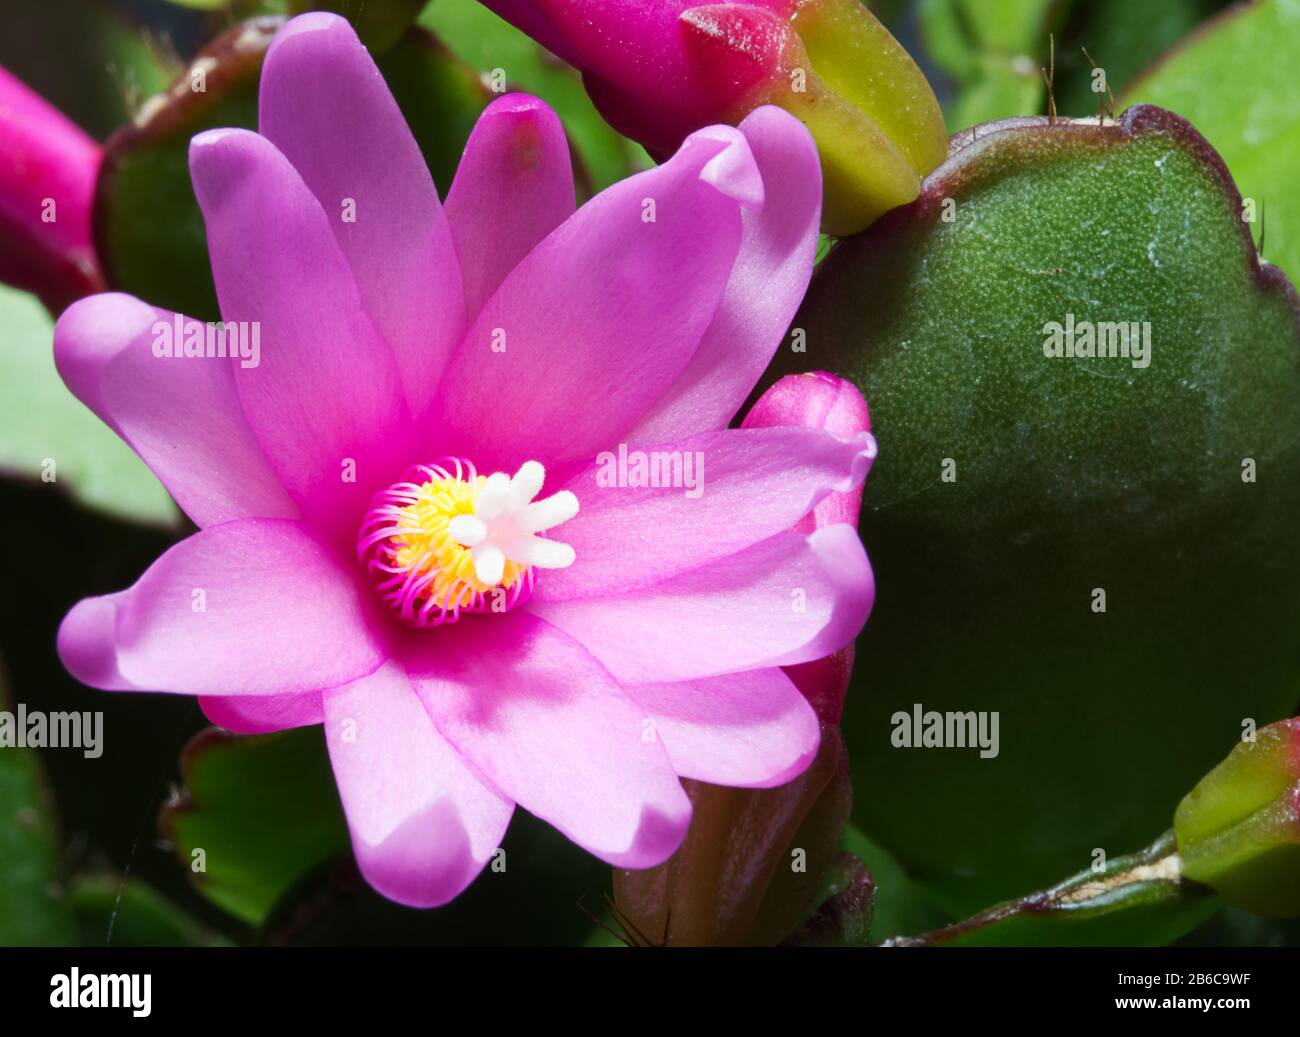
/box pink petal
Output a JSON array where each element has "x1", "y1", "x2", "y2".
[
  {"x1": 444, "y1": 94, "x2": 575, "y2": 322},
  {"x1": 258, "y1": 13, "x2": 465, "y2": 419},
  {"x1": 58, "y1": 519, "x2": 387, "y2": 696},
  {"x1": 529, "y1": 525, "x2": 873, "y2": 682},
  {"x1": 53, "y1": 293, "x2": 298, "y2": 527},
  {"x1": 432, "y1": 124, "x2": 758, "y2": 472},
  {"x1": 199, "y1": 692, "x2": 323, "y2": 734},
  {"x1": 536, "y1": 424, "x2": 874, "y2": 601},
  {"x1": 624, "y1": 668, "x2": 820, "y2": 788},
  {"x1": 189, "y1": 128, "x2": 414, "y2": 549},
  {"x1": 629, "y1": 106, "x2": 822, "y2": 441},
  {"x1": 56, "y1": 591, "x2": 138, "y2": 691},
  {"x1": 324, "y1": 661, "x2": 512, "y2": 908},
  {"x1": 406, "y1": 613, "x2": 691, "y2": 868}
]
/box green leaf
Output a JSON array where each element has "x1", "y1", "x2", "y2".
[
  {"x1": 890, "y1": 832, "x2": 1219, "y2": 946},
  {"x1": 784, "y1": 105, "x2": 1300, "y2": 917},
  {"x1": 961, "y1": 0, "x2": 1057, "y2": 53},
  {"x1": 921, "y1": 0, "x2": 1050, "y2": 77},
  {"x1": 0, "y1": 285, "x2": 178, "y2": 526},
  {"x1": 1124, "y1": 0, "x2": 1300, "y2": 284},
  {"x1": 69, "y1": 874, "x2": 230, "y2": 947},
  {"x1": 160, "y1": 727, "x2": 349, "y2": 926},
  {"x1": 919, "y1": 0, "x2": 1053, "y2": 127},
  {"x1": 0, "y1": 663, "x2": 75, "y2": 946},
  {"x1": 420, "y1": 0, "x2": 649, "y2": 192},
  {"x1": 95, "y1": 17, "x2": 493, "y2": 320},
  {"x1": 945, "y1": 59, "x2": 1046, "y2": 130}
]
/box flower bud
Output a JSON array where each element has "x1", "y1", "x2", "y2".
[
  {"x1": 480, "y1": 0, "x2": 947, "y2": 235},
  {"x1": 0, "y1": 67, "x2": 103, "y2": 312},
  {"x1": 1174, "y1": 718, "x2": 1300, "y2": 917}
]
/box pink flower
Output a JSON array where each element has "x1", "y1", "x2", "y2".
[
  {"x1": 0, "y1": 65, "x2": 103, "y2": 311},
  {"x1": 54, "y1": 13, "x2": 875, "y2": 907}
]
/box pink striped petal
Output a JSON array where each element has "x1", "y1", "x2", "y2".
[
  {"x1": 325, "y1": 661, "x2": 513, "y2": 908},
  {"x1": 630, "y1": 106, "x2": 823, "y2": 441},
  {"x1": 406, "y1": 613, "x2": 691, "y2": 868},
  {"x1": 624, "y1": 668, "x2": 820, "y2": 788},
  {"x1": 258, "y1": 12, "x2": 465, "y2": 419},
  {"x1": 529, "y1": 525, "x2": 873, "y2": 682},
  {"x1": 58, "y1": 519, "x2": 387, "y2": 696},
  {"x1": 537, "y1": 424, "x2": 874, "y2": 601},
  {"x1": 53, "y1": 292, "x2": 297, "y2": 527},
  {"x1": 444, "y1": 94, "x2": 575, "y2": 321},
  {"x1": 433, "y1": 124, "x2": 757, "y2": 472},
  {"x1": 199, "y1": 692, "x2": 324, "y2": 734},
  {"x1": 189, "y1": 128, "x2": 414, "y2": 549}
]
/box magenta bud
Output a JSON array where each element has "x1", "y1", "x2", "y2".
[
  {"x1": 0, "y1": 66, "x2": 103, "y2": 311},
  {"x1": 480, "y1": 0, "x2": 948, "y2": 234}
]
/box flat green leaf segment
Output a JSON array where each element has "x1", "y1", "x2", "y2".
[
  {"x1": 890, "y1": 832, "x2": 1217, "y2": 947},
  {"x1": 1125, "y1": 0, "x2": 1300, "y2": 284},
  {"x1": 161, "y1": 728, "x2": 349, "y2": 926},
  {"x1": 69, "y1": 875, "x2": 228, "y2": 947},
  {"x1": 0, "y1": 285, "x2": 176, "y2": 525},
  {"x1": 791, "y1": 105, "x2": 1300, "y2": 916},
  {"x1": 0, "y1": 668, "x2": 75, "y2": 945}
]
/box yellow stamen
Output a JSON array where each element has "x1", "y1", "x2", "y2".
[{"x1": 390, "y1": 474, "x2": 528, "y2": 602}]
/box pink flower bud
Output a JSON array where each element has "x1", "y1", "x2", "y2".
[{"x1": 0, "y1": 66, "x2": 103, "y2": 311}]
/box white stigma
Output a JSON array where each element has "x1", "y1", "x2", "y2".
[{"x1": 448, "y1": 460, "x2": 579, "y2": 587}]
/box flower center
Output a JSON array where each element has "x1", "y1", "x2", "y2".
[{"x1": 358, "y1": 458, "x2": 578, "y2": 627}]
